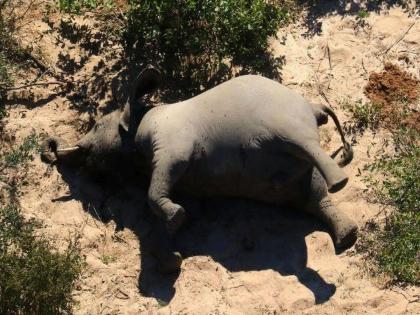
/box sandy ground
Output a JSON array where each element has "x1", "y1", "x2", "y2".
[{"x1": 2, "y1": 1, "x2": 420, "y2": 314}]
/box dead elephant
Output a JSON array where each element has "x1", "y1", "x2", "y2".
[{"x1": 41, "y1": 68, "x2": 358, "y2": 273}]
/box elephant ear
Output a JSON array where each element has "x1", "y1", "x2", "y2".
[
  {"x1": 120, "y1": 66, "x2": 162, "y2": 133},
  {"x1": 133, "y1": 66, "x2": 162, "y2": 100}
]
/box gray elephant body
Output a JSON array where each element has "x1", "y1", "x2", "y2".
[
  {"x1": 138, "y1": 75, "x2": 314, "y2": 201},
  {"x1": 42, "y1": 72, "x2": 357, "y2": 273}
]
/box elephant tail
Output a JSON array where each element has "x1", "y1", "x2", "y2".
[{"x1": 320, "y1": 105, "x2": 353, "y2": 167}]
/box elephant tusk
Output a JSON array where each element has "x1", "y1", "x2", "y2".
[{"x1": 56, "y1": 146, "x2": 80, "y2": 153}]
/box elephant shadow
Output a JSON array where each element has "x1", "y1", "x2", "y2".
[{"x1": 55, "y1": 165, "x2": 336, "y2": 305}]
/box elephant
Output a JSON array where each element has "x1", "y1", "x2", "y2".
[{"x1": 41, "y1": 67, "x2": 358, "y2": 273}]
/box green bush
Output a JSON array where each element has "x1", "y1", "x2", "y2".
[
  {"x1": 3, "y1": 134, "x2": 40, "y2": 168},
  {"x1": 377, "y1": 211, "x2": 419, "y2": 284},
  {"x1": 125, "y1": 0, "x2": 292, "y2": 99},
  {"x1": 57, "y1": 0, "x2": 113, "y2": 13},
  {"x1": 367, "y1": 131, "x2": 419, "y2": 213},
  {"x1": 359, "y1": 129, "x2": 419, "y2": 284},
  {"x1": 341, "y1": 100, "x2": 383, "y2": 131},
  {"x1": 0, "y1": 205, "x2": 84, "y2": 314}
]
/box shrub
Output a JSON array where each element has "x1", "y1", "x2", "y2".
[
  {"x1": 125, "y1": 0, "x2": 292, "y2": 99},
  {"x1": 342, "y1": 100, "x2": 383, "y2": 131},
  {"x1": 377, "y1": 211, "x2": 419, "y2": 284},
  {"x1": 0, "y1": 135, "x2": 85, "y2": 313},
  {"x1": 3, "y1": 134, "x2": 40, "y2": 168},
  {"x1": 57, "y1": 0, "x2": 113, "y2": 13},
  {"x1": 0, "y1": 205, "x2": 84, "y2": 314},
  {"x1": 358, "y1": 128, "x2": 419, "y2": 284}
]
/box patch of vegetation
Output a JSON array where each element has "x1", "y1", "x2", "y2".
[
  {"x1": 357, "y1": 9, "x2": 369, "y2": 19},
  {"x1": 358, "y1": 131, "x2": 419, "y2": 284},
  {"x1": 344, "y1": 63, "x2": 419, "y2": 285},
  {"x1": 125, "y1": 0, "x2": 296, "y2": 100},
  {"x1": 366, "y1": 131, "x2": 419, "y2": 213},
  {"x1": 0, "y1": 1, "x2": 33, "y2": 64},
  {"x1": 0, "y1": 52, "x2": 10, "y2": 122},
  {"x1": 0, "y1": 1, "x2": 13, "y2": 113},
  {"x1": 58, "y1": 0, "x2": 114, "y2": 14},
  {"x1": 101, "y1": 253, "x2": 116, "y2": 265},
  {"x1": 342, "y1": 100, "x2": 383, "y2": 132},
  {"x1": 1, "y1": 0, "x2": 36, "y2": 121},
  {"x1": 0, "y1": 135, "x2": 85, "y2": 314},
  {"x1": 3, "y1": 134, "x2": 40, "y2": 168},
  {"x1": 0, "y1": 204, "x2": 84, "y2": 314},
  {"x1": 348, "y1": 101, "x2": 419, "y2": 284}
]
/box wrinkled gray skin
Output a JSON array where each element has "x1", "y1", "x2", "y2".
[{"x1": 41, "y1": 68, "x2": 358, "y2": 273}]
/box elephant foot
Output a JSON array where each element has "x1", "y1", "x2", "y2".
[
  {"x1": 333, "y1": 220, "x2": 358, "y2": 251},
  {"x1": 165, "y1": 205, "x2": 186, "y2": 235},
  {"x1": 157, "y1": 251, "x2": 183, "y2": 274},
  {"x1": 315, "y1": 198, "x2": 358, "y2": 252}
]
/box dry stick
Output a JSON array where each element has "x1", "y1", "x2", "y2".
[
  {"x1": 15, "y1": 0, "x2": 38, "y2": 21},
  {"x1": 314, "y1": 42, "x2": 335, "y2": 108},
  {"x1": 389, "y1": 288, "x2": 419, "y2": 304},
  {"x1": 30, "y1": 68, "x2": 51, "y2": 84},
  {"x1": 398, "y1": 49, "x2": 419, "y2": 55},
  {"x1": 314, "y1": 72, "x2": 334, "y2": 109},
  {"x1": 361, "y1": 58, "x2": 368, "y2": 75},
  {"x1": 381, "y1": 22, "x2": 416, "y2": 55},
  {"x1": 326, "y1": 44, "x2": 332, "y2": 70},
  {"x1": 115, "y1": 288, "x2": 129, "y2": 300},
  {"x1": 5, "y1": 81, "x2": 67, "y2": 91}
]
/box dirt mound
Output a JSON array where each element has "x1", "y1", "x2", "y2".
[{"x1": 365, "y1": 63, "x2": 420, "y2": 131}]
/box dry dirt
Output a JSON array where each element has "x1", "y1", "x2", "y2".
[
  {"x1": 364, "y1": 62, "x2": 420, "y2": 131},
  {"x1": 2, "y1": 1, "x2": 420, "y2": 314}
]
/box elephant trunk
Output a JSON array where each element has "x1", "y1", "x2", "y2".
[{"x1": 40, "y1": 137, "x2": 82, "y2": 165}]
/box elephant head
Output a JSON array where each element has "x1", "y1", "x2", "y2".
[{"x1": 41, "y1": 67, "x2": 161, "y2": 169}]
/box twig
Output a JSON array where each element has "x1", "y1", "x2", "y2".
[
  {"x1": 314, "y1": 72, "x2": 334, "y2": 108},
  {"x1": 326, "y1": 44, "x2": 332, "y2": 70},
  {"x1": 5, "y1": 81, "x2": 67, "y2": 91},
  {"x1": 390, "y1": 288, "x2": 419, "y2": 304},
  {"x1": 381, "y1": 22, "x2": 416, "y2": 55},
  {"x1": 30, "y1": 68, "x2": 51, "y2": 84},
  {"x1": 25, "y1": 51, "x2": 49, "y2": 73},
  {"x1": 115, "y1": 288, "x2": 129, "y2": 300},
  {"x1": 397, "y1": 49, "x2": 419, "y2": 55},
  {"x1": 361, "y1": 58, "x2": 368, "y2": 75},
  {"x1": 16, "y1": 0, "x2": 38, "y2": 21},
  {"x1": 89, "y1": 204, "x2": 102, "y2": 226}
]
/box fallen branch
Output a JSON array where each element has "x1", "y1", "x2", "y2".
[
  {"x1": 381, "y1": 22, "x2": 416, "y2": 55},
  {"x1": 16, "y1": 0, "x2": 39, "y2": 21},
  {"x1": 326, "y1": 44, "x2": 332, "y2": 70},
  {"x1": 5, "y1": 81, "x2": 67, "y2": 91},
  {"x1": 361, "y1": 58, "x2": 368, "y2": 74},
  {"x1": 314, "y1": 72, "x2": 334, "y2": 108}
]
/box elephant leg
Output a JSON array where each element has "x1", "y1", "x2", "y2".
[
  {"x1": 303, "y1": 168, "x2": 358, "y2": 250},
  {"x1": 148, "y1": 220, "x2": 182, "y2": 273},
  {"x1": 281, "y1": 134, "x2": 348, "y2": 193},
  {"x1": 148, "y1": 156, "x2": 188, "y2": 235}
]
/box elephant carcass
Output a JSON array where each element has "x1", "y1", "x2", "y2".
[{"x1": 41, "y1": 69, "x2": 357, "y2": 273}]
